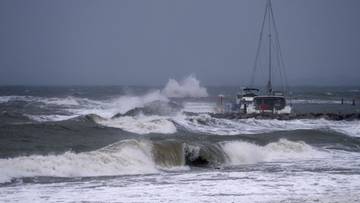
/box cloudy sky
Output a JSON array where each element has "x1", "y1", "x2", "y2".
[{"x1": 0, "y1": 0, "x2": 359, "y2": 86}]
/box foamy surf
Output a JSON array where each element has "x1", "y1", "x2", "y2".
[
  {"x1": 0, "y1": 138, "x2": 330, "y2": 184},
  {"x1": 26, "y1": 114, "x2": 79, "y2": 122},
  {"x1": 0, "y1": 95, "x2": 83, "y2": 106},
  {"x1": 0, "y1": 140, "x2": 158, "y2": 184},
  {"x1": 10, "y1": 75, "x2": 209, "y2": 123},
  {"x1": 173, "y1": 114, "x2": 360, "y2": 137},
  {"x1": 97, "y1": 115, "x2": 177, "y2": 134},
  {"x1": 182, "y1": 102, "x2": 216, "y2": 113},
  {"x1": 1, "y1": 81, "x2": 360, "y2": 202},
  {"x1": 221, "y1": 139, "x2": 324, "y2": 165}
]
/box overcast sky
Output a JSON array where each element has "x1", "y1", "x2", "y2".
[{"x1": 0, "y1": 0, "x2": 359, "y2": 86}]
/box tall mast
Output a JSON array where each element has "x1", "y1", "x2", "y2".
[
  {"x1": 267, "y1": 0, "x2": 272, "y2": 95},
  {"x1": 251, "y1": 0, "x2": 287, "y2": 95}
]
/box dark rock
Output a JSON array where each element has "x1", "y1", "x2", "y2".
[{"x1": 209, "y1": 112, "x2": 360, "y2": 121}]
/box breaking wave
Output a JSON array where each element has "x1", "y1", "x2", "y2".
[
  {"x1": 70, "y1": 90, "x2": 170, "y2": 118},
  {"x1": 94, "y1": 111, "x2": 360, "y2": 136},
  {"x1": 1, "y1": 75, "x2": 208, "y2": 123},
  {"x1": 0, "y1": 140, "x2": 158, "y2": 184},
  {"x1": 173, "y1": 114, "x2": 360, "y2": 137},
  {"x1": 97, "y1": 115, "x2": 177, "y2": 134},
  {"x1": 26, "y1": 114, "x2": 78, "y2": 122},
  {"x1": 222, "y1": 139, "x2": 322, "y2": 165},
  {"x1": 20, "y1": 111, "x2": 360, "y2": 137},
  {"x1": 0, "y1": 139, "x2": 322, "y2": 184},
  {"x1": 161, "y1": 75, "x2": 208, "y2": 98}
]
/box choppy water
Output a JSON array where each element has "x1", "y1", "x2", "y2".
[{"x1": 0, "y1": 83, "x2": 360, "y2": 202}]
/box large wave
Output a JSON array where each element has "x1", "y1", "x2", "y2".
[
  {"x1": 221, "y1": 139, "x2": 323, "y2": 165},
  {"x1": 0, "y1": 140, "x2": 158, "y2": 184},
  {"x1": 0, "y1": 139, "x2": 323, "y2": 184}
]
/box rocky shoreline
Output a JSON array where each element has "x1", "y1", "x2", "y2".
[{"x1": 208, "y1": 112, "x2": 360, "y2": 121}]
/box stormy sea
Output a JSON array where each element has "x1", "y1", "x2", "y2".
[{"x1": 1, "y1": 76, "x2": 360, "y2": 202}]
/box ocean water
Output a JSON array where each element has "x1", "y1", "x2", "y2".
[{"x1": 1, "y1": 77, "x2": 360, "y2": 202}]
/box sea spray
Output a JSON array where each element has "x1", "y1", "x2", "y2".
[{"x1": 161, "y1": 75, "x2": 208, "y2": 98}]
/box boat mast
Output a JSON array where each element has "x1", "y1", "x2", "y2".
[
  {"x1": 267, "y1": 0, "x2": 272, "y2": 95},
  {"x1": 251, "y1": 0, "x2": 285, "y2": 95}
]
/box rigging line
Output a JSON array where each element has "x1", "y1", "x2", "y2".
[
  {"x1": 268, "y1": 0, "x2": 272, "y2": 94},
  {"x1": 269, "y1": 2, "x2": 288, "y2": 86},
  {"x1": 271, "y1": 34, "x2": 286, "y2": 95},
  {"x1": 250, "y1": 0, "x2": 269, "y2": 87},
  {"x1": 272, "y1": 37, "x2": 286, "y2": 94},
  {"x1": 275, "y1": 29, "x2": 290, "y2": 96},
  {"x1": 269, "y1": 1, "x2": 290, "y2": 98}
]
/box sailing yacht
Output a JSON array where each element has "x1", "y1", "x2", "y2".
[{"x1": 237, "y1": 0, "x2": 291, "y2": 114}]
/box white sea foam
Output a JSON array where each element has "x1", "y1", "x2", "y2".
[
  {"x1": 0, "y1": 140, "x2": 158, "y2": 184},
  {"x1": 25, "y1": 114, "x2": 78, "y2": 122},
  {"x1": 161, "y1": 75, "x2": 208, "y2": 98},
  {"x1": 2, "y1": 168, "x2": 360, "y2": 203},
  {"x1": 182, "y1": 102, "x2": 216, "y2": 113},
  {"x1": 221, "y1": 139, "x2": 323, "y2": 165},
  {"x1": 0, "y1": 75, "x2": 209, "y2": 123},
  {"x1": 0, "y1": 96, "x2": 36, "y2": 103},
  {"x1": 173, "y1": 114, "x2": 360, "y2": 137},
  {"x1": 0, "y1": 138, "x2": 323, "y2": 184},
  {"x1": 69, "y1": 90, "x2": 170, "y2": 119},
  {"x1": 97, "y1": 115, "x2": 177, "y2": 134},
  {"x1": 42, "y1": 97, "x2": 80, "y2": 106}
]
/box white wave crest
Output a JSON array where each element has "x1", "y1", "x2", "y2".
[
  {"x1": 25, "y1": 114, "x2": 78, "y2": 122},
  {"x1": 0, "y1": 96, "x2": 36, "y2": 103},
  {"x1": 71, "y1": 90, "x2": 169, "y2": 118},
  {"x1": 221, "y1": 139, "x2": 324, "y2": 165},
  {"x1": 55, "y1": 76, "x2": 208, "y2": 121},
  {"x1": 42, "y1": 97, "x2": 80, "y2": 106},
  {"x1": 0, "y1": 140, "x2": 158, "y2": 184},
  {"x1": 97, "y1": 115, "x2": 177, "y2": 134},
  {"x1": 1, "y1": 75, "x2": 208, "y2": 123},
  {"x1": 162, "y1": 75, "x2": 208, "y2": 98}
]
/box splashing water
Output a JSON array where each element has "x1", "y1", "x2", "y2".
[{"x1": 161, "y1": 75, "x2": 208, "y2": 98}]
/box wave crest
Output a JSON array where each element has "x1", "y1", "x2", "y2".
[
  {"x1": 0, "y1": 139, "x2": 323, "y2": 184},
  {"x1": 221, "y1": 139, "x2": 322, "y2": 165},
  {"x1": 0, "y1": 140, "x2": 158, "y2": 184},
  {"x1": 97, "y1": 115, "x2": 177, "y2": 134}
]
